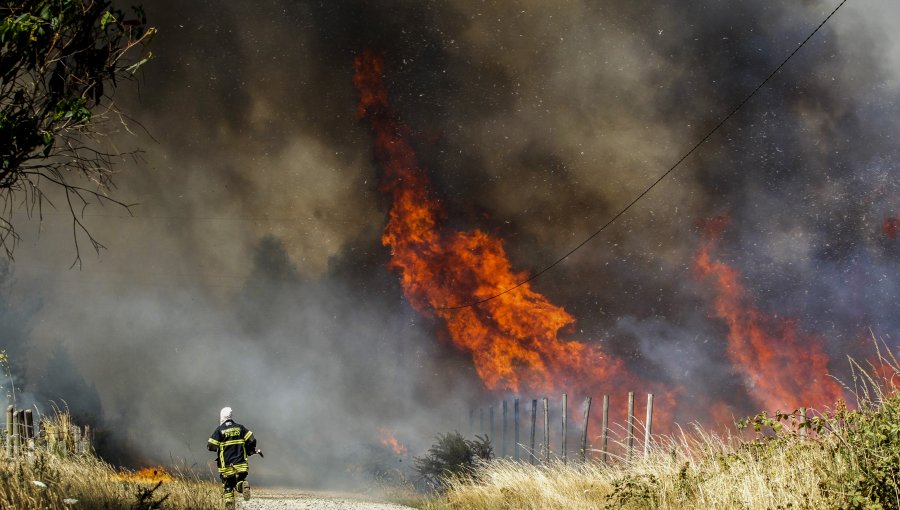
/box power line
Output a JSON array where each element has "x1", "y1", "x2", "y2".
[{"x1": 437, "y1": 0, "x2": 851, "y2": 311}]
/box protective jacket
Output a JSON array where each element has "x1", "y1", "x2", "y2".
[{"x1": 207, "y1": 419, "x2": 256, "y2": 475}]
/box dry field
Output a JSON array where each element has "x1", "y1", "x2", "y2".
[{"x1": 419, "y1": 352, "x2": 900, "y2": 510}]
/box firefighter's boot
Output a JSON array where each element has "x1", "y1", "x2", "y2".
[{"x1": 224, "y1": 490, "x2": 235, "y2": 510}]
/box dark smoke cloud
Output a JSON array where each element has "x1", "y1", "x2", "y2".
[{"x1": 0, "y1": 0, "x2": 898, "y2": 486}]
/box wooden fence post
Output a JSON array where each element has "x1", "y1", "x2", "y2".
[
  {"x1": 16, "y1": 409, "x2": 25, "y2": 440},
  {"x1": 601, "y1": 395, "x2": 609, "y2": 464},
  {"x1": 561, "y1": 393, "x2": 568, "y2": 464},
  {"x1": 469, "y1": 408, "x2": 474, "y2": 435},
  {"x1": 23, "y1": 409, "x2": 33, "y2": 440},
  {"x1": 644, "y1": 393, "x2": 654, "y2": 458},
  {"x1": 23, "y1": 409, "x2": 33, "y2": 453},
  {"x1": 799, "y1": 407, "x2": 807, "y2": 438},
  {"x1": 542, "y1": 397, "x2": 550, "y2": 463},
  {"x1": 73, "y1": 426, "x2": 82, "y2": 455},
  {"x1": 83, "y1": 425, "x2": 93, "y2": 455},
  {"x1": 530, "y1": 399, "x2": 537, "y2": 465},
  {"x1": 580, "y1": 396, "x2": 592, "y2": 462},
  {"x1": 627, "y1": 391, "x2": 635, "y2": 460},
  {"x1": 5, "y1": 405, "x2": 12, "y2": 458},
  {"x1": 514, "y1": 398, "x2": 520, "y2": 461},
  {"x1": 13, "y1": 410, "x2": 22, "y2": 456},
  {"x1": 479, "y1": 407, "x2": 484, "y2": 435},
  {"x1": 501, "y1": 400, "x2": 508, "y2": 458}
]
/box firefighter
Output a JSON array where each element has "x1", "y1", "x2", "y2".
[{"x1": 207, "y1": 407, "x2": 257, "y2": 509}]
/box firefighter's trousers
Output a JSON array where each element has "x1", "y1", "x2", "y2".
[{"x1": 220, "y1": 464, "x2": 248, "y2": 504}]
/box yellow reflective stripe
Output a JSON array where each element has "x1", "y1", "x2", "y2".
[
  {"x1": 208, "y1": 438, "x2": 221, "y2": 446},
  {"x1": 218, "y1": 464, "x2": 249, "y2": 474},
  {"x1": 222, "y1": 439, "x2": 245, "y2": 446},
  {"x1": 244, "y1": 430, "x2": 253, "y2": 440}
]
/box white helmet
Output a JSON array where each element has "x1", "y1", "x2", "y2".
[{"x1": 220, "y1": 407, "x2": 233, "y2": 424}]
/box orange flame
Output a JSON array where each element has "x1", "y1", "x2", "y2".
[
  {"x1": 353, "y1": 51, "x2": 634, "y2": 402},
  {"x1": 694, "y1": 222, "x2": 842, "y2": 412},
  {"x1": 377, "y1": 427, "x2": 408, "y2": 455},
  {"x1": 115, "y1": 466, "x2": 174, "y2": 484}
]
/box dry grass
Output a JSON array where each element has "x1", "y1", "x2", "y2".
[
  {"x1": 420, "y1": 341, "x2": 900, "y2": 510},
  {"x1": 420, "y1": 429, "x2": 845, "y2": 510},
  {"x1": 0, "y1": 408, "x2": 222, "y2": 509},
  {"x1": 0, "y1": 451, "x2": 222, "y2": 509}
]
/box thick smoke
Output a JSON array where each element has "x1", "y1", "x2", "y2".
[{"x1": 0, "y1": 0, "x2": 898, "y2": 486}]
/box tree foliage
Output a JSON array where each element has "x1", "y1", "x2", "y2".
[{"x1": 0, "y1": 0, "x2": 154, "y2": 263}]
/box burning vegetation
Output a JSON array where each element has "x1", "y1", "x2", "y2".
[
  {"x1": 694, "y1": 218, "x2": 843, "y2": 414},
  {"x1": 377, "y1": 428, "x2": 408, "y2": 456},
  {"x1": 419, "y1": 342, "x2": 900, "y2": 510},
  {"x1": 353, "y1": 51, "x2": 850, "y2": 434},
  {"x1": 354, "y1": 49, "x2": 649, "y2": 412},
  {"x1": 884, "y1": 214, "x2": 900, "y2": 240},
  {"x1": 3, "y1": 0, "x2": 896, "y2": 497},
  {"x1": 114, "y1": 466, "x2": 175, "y2": 485}
]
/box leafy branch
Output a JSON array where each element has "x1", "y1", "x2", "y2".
[{"x1": 0, "y1": 0, "x2": 154, "y2": 264}]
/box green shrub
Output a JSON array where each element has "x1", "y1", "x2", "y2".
[
  {"x1": 602, "y1": 473, "x2": 659, "y2": 509},
  {"x1": 828, "y1": 396, "x2": 900, "y2": 510},
  {"x1": 414, "y1": 432, "x2": 492, "y2": 490},
  {"x1": 738, "y1": 358, "x2": 900, "y2": 510}
]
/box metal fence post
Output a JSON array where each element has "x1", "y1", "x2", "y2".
[
  {"x1": 542, "y1": 397, "x2": 550, "y2": 463},
  {"x1": 514, "y1": 398, "x2": 520, "y2": 461},
  {"x1": 580, "y1": 396, "x2": 592, "y2": 462},
  {"x1": 644, "y1": 394, "x2": 654, "y2": 458},
  {"x1": 601, "y1": 395, "x2": 609, "y2": 463},
  {"x1": 561, "y1": 393, "x2": 567, "y2": 464},
  {"x1": 627, "y1": 392, "x2": 635, "y2": 460}
]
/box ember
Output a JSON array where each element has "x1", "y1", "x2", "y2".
[{"x1": 883, "y1": 214, "x2": 900, "y2": 239}]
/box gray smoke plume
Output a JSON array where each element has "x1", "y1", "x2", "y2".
[{"x1": 1, "y1": 0, "x2": 898, "y2": 487}]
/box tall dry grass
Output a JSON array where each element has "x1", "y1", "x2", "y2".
[
  {"x1": 421, "y1": 341, "x2": 900, "y2": 510},
  {"x1": 0, "y1": 410, "x2": 221, "y2": 509},
  {"x1": 422, "y1": 429, "x2": 846, "y2": 510},
  {"x1": 0, "y1": 452, "x2": 221, "y2": 509}
]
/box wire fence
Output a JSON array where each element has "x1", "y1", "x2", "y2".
[{"x1": 469, "y1": 391, "x2": 655, "y2": 464}]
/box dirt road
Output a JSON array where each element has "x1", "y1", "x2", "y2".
[{"x1": 235, "y1": 488, "x2": 416, "y2": 510}]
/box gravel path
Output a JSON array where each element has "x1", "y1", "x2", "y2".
[{"x1": 234, "y1": 488, "x2": 416, "y2": 510}]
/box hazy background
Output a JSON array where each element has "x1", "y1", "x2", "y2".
[{"x1": 1, "y1": 0, "x2": 898, "y2": 487}]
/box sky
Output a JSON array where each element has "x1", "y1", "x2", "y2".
[{"x1": 1, "y1": 0, "x2": 899, "y2": 488}]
